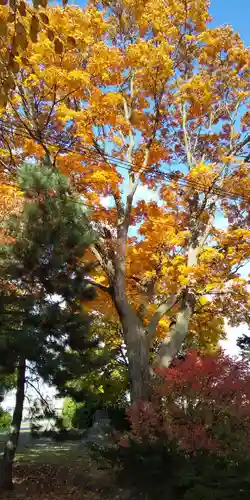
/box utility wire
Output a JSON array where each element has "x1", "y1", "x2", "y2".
[{"x1": 0, "y1": 122, "x2": 250, "y2": 204}]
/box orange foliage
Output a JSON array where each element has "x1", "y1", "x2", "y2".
[{"x1": 0, "y1": 0, "x2": 250, "y2": 358}]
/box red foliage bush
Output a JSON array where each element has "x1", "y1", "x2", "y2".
[{"x1": 125, "y1": 350, "x2": 250, "y2": 458}]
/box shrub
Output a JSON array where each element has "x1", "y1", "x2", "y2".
[
  {"x1": 105, "y1": 350, "x2": 250, "y2": 500},
  {"x1": 155, "y1": 349, "x2": 250, "y2": 459},
  {"x1": 72, "y1": 403, "x2": 95, "y2": 429},
  {"x1": 0, "y1": 408, "x2": 12, "y2": 429},
  {"x1": 124, "y1": 350, "x2": 250, "y2": 459},
  {"x1": 62, "y1": 397, "x2": 77, "y2": 429}
]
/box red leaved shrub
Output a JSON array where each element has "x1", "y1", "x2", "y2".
[{"x1": 125, "y1": 350, "x2": 250, "y2": 458}]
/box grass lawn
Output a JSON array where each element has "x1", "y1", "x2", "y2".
[
  {"x1": 16, "y1": 439, "x2": 91, "y2": 464},
  {"x1": 0, "y1": 429, "x2": 7, "y2": 455}
]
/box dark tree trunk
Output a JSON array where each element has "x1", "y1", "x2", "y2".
[{"x1": 0, "y1": 358, "x2": 26, "y2": 491}]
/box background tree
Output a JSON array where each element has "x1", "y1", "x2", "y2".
[
  {"x1": 237, "y1": 334, "x2": 250, "y2": 358},
  {"x1": 0, "y1": 1, "x2": 250, "y2": 401},
  {"x1": 59, "y1": 316, "x2": 129, "y2": 430},
  {"x1": 0, "y1": 162, "x2": 99, "y2": 490},
  {"x1": 0, "y1": 0, "x2": 71, "y2": 109}
]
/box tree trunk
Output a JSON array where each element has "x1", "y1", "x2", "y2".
[
  {"x1": 123, "y1": 317, "x2": 150, "y2": 402},
  {"x1": 0, "y1": 358, "x2": 26, "y2": 491},
  {"x1": 112, "y1": 267, "x2": 150, "y2": 402}
]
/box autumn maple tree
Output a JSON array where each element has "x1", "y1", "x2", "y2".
[{"x1": 1, "y1": 0, "x2": 250, "y2": 401}]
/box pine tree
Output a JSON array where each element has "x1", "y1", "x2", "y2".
[{"x1": 0, "y1": 163, "x2": 98, "y2": 490}]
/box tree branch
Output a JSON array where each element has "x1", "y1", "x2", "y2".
[
  {"x1": 26, "y1": 380, "x2": 55, "y2": 416},
  {"x1": 181, "y1": 102, "x2": 192, "y2": 168},
  {"x1": 91, "y1": 244, "x2": 115, "y2": 281},
  {"x1": 147, "y1": 294, "x2": 178, "y2": 342},
  {"x1": 153, "y1": 292, "x2": 195, "y2": 369},
  {"x1": 84, "y1": 278, "x2": 112, "y2": 295}
]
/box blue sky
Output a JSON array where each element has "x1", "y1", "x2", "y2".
[{"x1": 210, "y1": 0, "x2": 250, "y2": 44}]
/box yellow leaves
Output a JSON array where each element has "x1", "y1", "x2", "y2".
[
  {"x1": 179, "y1": 276, "x2": 189, "y2": 286},
  {"x1": 87, "y1": 42, "x2": 122, "y2": 85},
  {"x1": 198, "y1": 296, "x2": 208, "y2": 307},
  {"x1": 56, "y1": 103, "x2": 78, "y2": 122},
  {"x1": 112, "y1": 135, "x2": 123, "y2": 147},
  {"x1": 178, "y1": 74, "x2": 214, "y2": 114},
  {"x1": 0, "y1": 182, "x2": 24, "y2": 226},
  {"x1": 68, "y1": 69, "x2": 89, "y2": 84},
  {"x1": 199, "y1": 247, "x2": 224, "y2": 264},
  {"x1": 103, "y1": 93, "x2": 123, "y2": 107},
  {"x1": 126, "y1": 38, "x2": 173, "y2": 83},
  {"x1": 203, "y1": 284, "x2": 220, "y2": 293},
  {"x1": 0, "y1": 2, "x2": 248, "y2": 362},
  {"x1": 24, "y1": 73, "x2": 39, "y2": 87},
  {"x1": 237, "y1": 90, "x2": 250, "y2": 102}
]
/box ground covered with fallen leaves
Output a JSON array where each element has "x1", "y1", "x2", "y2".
[
  {"x1": 2, "y1": 459, "x2": 131, "y2": 500},
  {"x1": 0, "y1": 436, "x2": 137, "y2": 500}
]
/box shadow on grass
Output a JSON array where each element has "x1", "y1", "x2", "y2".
[
  {"x1": 16, "y1": 440, "x2": 91, "y2": 466},
  {"x1": 1, "y1": 429, "x2": 91, "y2": 468},
  {"x1": 0, "y1": 430, "x2": 34, "y2": 458}
]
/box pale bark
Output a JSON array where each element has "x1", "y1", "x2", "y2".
[
  {"x1": 153, "y1": 244, "x2": 198, "y2": 370},
  {"x1": 153, "y1": 293, "x2": 194, "y2": 369},
  {"x1": 147, "y1": 294, "x2": 178, "y2": 344},
  {"x1": 112, "y1": 261, "x2": 150, "y2": 401},
  {"x1": 0, "y1": 358, "x2": 26, "y2": 491}
]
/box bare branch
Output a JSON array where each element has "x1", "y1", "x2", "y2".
[
  {"x1": 26, "y1": 380, "x2": 55, "y2": 415},
  {"x1": 181, "y1": 102, "x2": 192, "y2": 168},
  {"x1": 84, "y1": 278, "x2": 112, "y2": 295}
]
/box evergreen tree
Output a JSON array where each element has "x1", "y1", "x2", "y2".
[
  {"x1": 237, "y1": 334, "x2": 250, "y2": 359},
  {"x1": 0, "y1": 163, "x2": 98, "y2": 490}
]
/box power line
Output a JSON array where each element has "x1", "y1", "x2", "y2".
[
  {"x1": 0, "y1": 121, "x2": 250, "y2": 204},
  {"x1": 0, "y1": 119, "x2": 248, "y2": 202}
]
